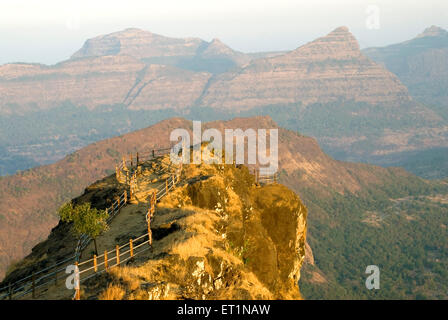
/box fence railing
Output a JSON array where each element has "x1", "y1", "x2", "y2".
[
  {"x1": 0, "y1": 145, "x2": 178, "y2": 300},
  {"x1": 252, "y1": 168, "x2": 278, "y2": 185},
  {"x1": 0, "y1": 144, "x2": 277, "y2": 300}
]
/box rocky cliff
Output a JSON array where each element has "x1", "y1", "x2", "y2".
[
  {"x1": 98, "y1": 158, "x2": 307, "y2": 300},
  {"x1": 1, "y1": 151, "x2": 307, "y2": 300}
]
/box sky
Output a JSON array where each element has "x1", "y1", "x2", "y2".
[{"x1": 0, "y1": 0, "x2": 447, "y2": 65}]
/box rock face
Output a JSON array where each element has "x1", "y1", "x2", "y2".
[
  {"x1": 198, "y1": 26, "x2": 413, "y2": 109},
  {"x1": 103, "y1": 161, "x2": 307, "y2": 300}
]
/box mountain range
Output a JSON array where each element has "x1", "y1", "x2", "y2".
[{"x1": 1, "y1": 26, "x2": 447, "y2": 179}]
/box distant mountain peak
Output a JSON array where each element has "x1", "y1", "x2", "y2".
[
  {"x1": 210, "y1": 38, "x2": 223, "y2": 44},
  {"x1": 199, "y1": 38, "x2": 251, "y2": 66},
  {"x1": 202, "y1": 38, "x2": 234, "y2": 55},
  {"x1": 71, "y1": 28, "x2": 205, "y2": 60},
  {"x1": 330, "y1": 26, "x2": 351, "y2": 34},
  {"x1": 287, "y1": 25, "x2": 360, "y2": 58},
  {"x1": 417, "y1": 25, "x2": 448, "y2": 38}
]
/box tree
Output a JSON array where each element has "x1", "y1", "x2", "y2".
[{"x1": 59, "y1": 202, "x2": 109, "y2": 255}]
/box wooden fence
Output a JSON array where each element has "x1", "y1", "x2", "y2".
[
  {"x1": 0, "y1": 145, "x2": 276, "y2": 300},
  {"x1": 0, "y1": 146, "x2": 178, "y2": 300}
]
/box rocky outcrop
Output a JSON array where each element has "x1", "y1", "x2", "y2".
[
  {"x1": 95, "y1": 160, "x2": 308, "y2": 300},
  {"x1": 1, "y1": 149, "x2": 308, "y2": 300}
]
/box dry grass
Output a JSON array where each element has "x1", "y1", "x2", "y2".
[
  {"x1": 98, "y1": 284, "x2": 126, "y2": 300},
  {"x1": 109, "y1": 267, "x2": 141, "y2": 291}
]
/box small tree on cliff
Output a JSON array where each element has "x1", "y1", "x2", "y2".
[{"x1": 58, "y1": 202, "x2": 109, "y2": 255}]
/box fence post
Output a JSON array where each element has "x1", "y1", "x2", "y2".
[
  {"x1": 94, "y1": 254, "x2": 97, "y2": 272},
  {"x1": 130, "y1": 154, "x2": 133, "y2": 168},
  {"x1": 166, "y1": 179, "x2": 169, "y2": 194},
  {"x1": 130, "y1": 239, "x2": 134, "y2": 258},
  {"x1": 32, "y1": 272, "x2": 36, "y2": 299},
  {"x1": 147, "y1": 218, "x2": 152, "y2": 246},
  {"x1": 74, "y1": 262, "x2": 80, "y2": 300},
  {"x1": 136, "y1": 152, "x2": 139, "y2": 166},
  {"x1": 152, "y1": 149, "x2": 155, "y2": 158},
  {"x1": 122, "y1": 157, "x2": 127, "y2": 171},
  {"x1": 151, "y1": 191, "x2": 156, "y2": 216},
  {"x1": 116, "y1": 245, "x2": 120, "y2": 265},
  {"x1": 172, "y1": 175, "x2": 176, "y2": 188},
  {"x1": 104, "y1": 250, "x2": 108, "y2": 271},
  {"x1": 124, "y1": 190, "x2": 127, "y2": 204}
]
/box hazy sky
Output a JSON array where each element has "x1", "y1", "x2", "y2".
[{"x1": 1, "y1": 0, "x2": 447, "y2": 65}]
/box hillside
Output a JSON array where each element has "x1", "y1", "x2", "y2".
[
  {"x1": 1, "y1": 150, "x2": 307, "y2": 300},
  {"x1": 1, "y1": 116, "x2": 447, "y2": 299},
  {"x1": 0, "y1": 118, "x2": 190, "y2": 280},
  {"x1": 364, "y1": 26, "x2": 448, "y2": 120},
  {"x1": 362, "y1": 26, "x2": 448, "y2": 178}
]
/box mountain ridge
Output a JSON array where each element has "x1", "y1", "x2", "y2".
[{"x1": 0, "y1": 26, "x2": 447, "y2": 179}]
